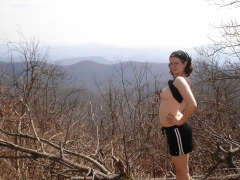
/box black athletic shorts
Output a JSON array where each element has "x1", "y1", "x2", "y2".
[{"x1": 163, "y1": 121, "x2": 193, "y2": 156}]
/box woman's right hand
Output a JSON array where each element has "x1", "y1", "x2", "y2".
[
  {"x1": 152, "y1": 89, "x2": 162, "y2": 108},
  {"x1": 151, "y1": 98, "x2": 159, "y2": 108},
  {"x1": 154, "y1": 89, "x2": 162, "y2": 99}
]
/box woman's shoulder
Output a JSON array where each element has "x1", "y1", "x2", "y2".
[{"x1": 174, "y1": 77, "x2": 191, "y2": 87}]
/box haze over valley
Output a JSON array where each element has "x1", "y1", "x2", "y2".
[{"x1": 0, "y1": 42, "x2": 191, "y2": 90}]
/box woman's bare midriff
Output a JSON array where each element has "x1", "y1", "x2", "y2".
[{"x1": 159, "y1": 86, "x2": 183, "y2": 127}]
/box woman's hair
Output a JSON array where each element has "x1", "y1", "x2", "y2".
[{"x1": 169, "y1": 50, "x2": 193, "y2": 77}]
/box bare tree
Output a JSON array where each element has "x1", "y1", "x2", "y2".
[
  {"x1": 208, "y1": 0, "x2": 240, "y2": 8},
  {"x1": 191, "y1": 57, "x2": 240, "y2": 177},
  {"x1": 206, "y1": 0, "x2": 240, "y2": 58},
  {"x1": 0, "y1": 32, "x2": 126, "y2": 179},
  {"x1": 192, "y1": 13, "x2": 240, "y2": 176},
  {"x1": 93, "y1": 60, "x2": 178, "y2": 178}
]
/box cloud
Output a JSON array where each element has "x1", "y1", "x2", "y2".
[
  {"x1": 13, "y1": 4, "x2": 32, "y2": 8},
  {"x1": 0, "y1": 0, "x2": 239, "y2": 48}
]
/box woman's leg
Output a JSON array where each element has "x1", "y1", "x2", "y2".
[{"x1": 172, "y1": 154, "x2": 190, "y2": 180}]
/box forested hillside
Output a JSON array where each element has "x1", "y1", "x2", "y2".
[
  {"x1": 0, "y1": 0, "x2": 240, "y2": 178},
  {"x1": 0, "y1": 32, "x2": 239, "y2": 180},
  {"x1": 0, "y1": 60, "x2": 171, "y2": 91}
]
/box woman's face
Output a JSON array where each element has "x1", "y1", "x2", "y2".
[{"x1": 169, "y1": 57, "x2": 187, "y2": 77}]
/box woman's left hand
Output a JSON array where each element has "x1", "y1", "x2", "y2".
[{"x1": 166, "y1": 113, "x2": 183, "y2": 126}]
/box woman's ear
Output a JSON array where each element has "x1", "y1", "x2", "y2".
[{"x1": 183, "y1": 61, "x2": 187, "y2": 67}]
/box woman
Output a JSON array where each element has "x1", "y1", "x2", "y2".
[{"x1": 154, "y1": 50, "x2": 197, "y2": 180}]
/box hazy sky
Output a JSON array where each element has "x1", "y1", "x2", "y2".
[{"x1": 0, "y1": 0, "x2": 239, "y2": 48}]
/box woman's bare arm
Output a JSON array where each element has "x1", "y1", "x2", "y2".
[
  {"x1": 179, "y1": 101, "x2": 186, "y2": 113},
  {"x1": 174, "y1": 77, "x2": 197, "y2": 124},
  {"x1": 167, "y1": 77, "x2": 197, "y2": 125}
]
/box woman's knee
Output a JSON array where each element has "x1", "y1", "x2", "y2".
[
  {"x1": 175, "y1": 167, "x2": 189, "y2": 174},
  {"x1": 175, "y1": 170, "x2": 190, "y2": 180},
  {"x1": 176, "y1": 169, "x2": 189, "y2": 175}
]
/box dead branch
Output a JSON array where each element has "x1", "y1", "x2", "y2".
[{"x1": 0, "y1": 128, "x2": 111, "y2": 175}]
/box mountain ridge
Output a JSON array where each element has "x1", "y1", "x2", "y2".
[
  {"x1": 0, "y1": 59, "x2": 171, "y2": 91},
  {"x1": 62, "y1": 60, "x2": 171, "y2": 90}
]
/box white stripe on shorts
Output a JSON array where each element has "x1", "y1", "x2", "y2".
[{"x1": 174, "y1": 128, "x2": 184, "y2": 155}]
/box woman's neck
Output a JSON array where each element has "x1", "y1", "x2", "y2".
[{"x1": 174, "y1": 74, "x2": 186, "y2": 78}]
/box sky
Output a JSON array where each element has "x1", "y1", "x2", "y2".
[{"x1": 0, "y1": 0, "x2": 239, "y2": 48}]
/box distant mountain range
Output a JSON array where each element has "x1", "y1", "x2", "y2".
[
  {"x1": 47, "y1": 43, "x2": 172, "y2": 63},
  {"x1": 0, "y1": 42, "x2": 192, "y2": 91},
  {"x1": 62, "y1": 60, "x2": 171, "y2": 90},
  {"x1": 58, "y1": 56, "x2": 111, "y2": 65},
  {"x1": 0, "y1": 60, "x2": 171, "y2": 91},
  {"x1": 0, "y1": 43, "x2": 196, "y2": 65}
]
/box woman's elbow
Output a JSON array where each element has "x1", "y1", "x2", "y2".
[
  {"x1": 189, "y1": 100, "x2": 197, "y2": 111},
  {"x1": 193, "y1": 102, "x2": 197, "y2": 110}
]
